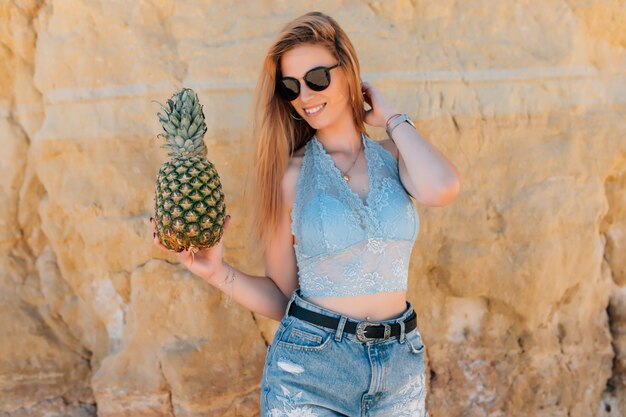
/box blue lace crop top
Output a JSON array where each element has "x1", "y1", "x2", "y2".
[{"x1": 290, "y1": 133, "x2": 420, "y2": 298}]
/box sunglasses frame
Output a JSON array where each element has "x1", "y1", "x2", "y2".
[{"x1": 277, "y1": 63, "x2": 341, "y2": 101}]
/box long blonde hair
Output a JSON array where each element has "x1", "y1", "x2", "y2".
[{"x1": 244, "y1": 11, "x2": 368, "y2": 256}]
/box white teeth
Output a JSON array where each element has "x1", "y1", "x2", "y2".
[{"x1": 304, "y1": 103, "x2": 325, "y2": 115}]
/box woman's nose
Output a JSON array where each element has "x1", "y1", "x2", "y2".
[{"x1": 299, "y1": 83, "x2": 316, "y2": 102}]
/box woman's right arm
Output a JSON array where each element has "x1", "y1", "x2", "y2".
[
  {"x1": 151, "y1": 168, "x2": 300, "y2": 322},
  {"x1": 204, "y1": 259, "x2": 290, "y2": 322}
]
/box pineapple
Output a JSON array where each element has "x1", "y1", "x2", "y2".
[{"x1": 152, "y1": 87, "x2": 226, "y2": 257}]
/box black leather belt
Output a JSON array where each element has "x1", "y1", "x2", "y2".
[{"x1": 287, "y1": 302, "x2": 417, "y2": 342}]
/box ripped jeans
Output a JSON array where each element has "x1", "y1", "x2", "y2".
[{"x1": 260, "y1": 288, "x2": 429, "y2": 417}]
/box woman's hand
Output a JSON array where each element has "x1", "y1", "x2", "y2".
[
  {"x1": 150, "y1": 215, "x2": 231, "y2": 283},
  {"x1": 361, "y1": 81, "x2": 400, "y2": 128}
]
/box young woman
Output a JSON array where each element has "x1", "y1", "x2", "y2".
[{"x1": 152, "y1": 11, "x2": 459, "y2": 417}]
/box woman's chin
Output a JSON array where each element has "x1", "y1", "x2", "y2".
[
  {"x1": 304, "y1": 115, "x2": 332, "y2": 130},
  {"x1": 301, "y1": 116, "x2": 318, "y2": 127}
]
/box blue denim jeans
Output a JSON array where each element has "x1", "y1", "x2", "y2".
[{"x1": 260, "y1": 288, "x2": 428, "y2": 417}]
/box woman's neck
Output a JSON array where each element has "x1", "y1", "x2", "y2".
[{"x1": 314, "y1": 114, "x2": 362, "y2": 154}]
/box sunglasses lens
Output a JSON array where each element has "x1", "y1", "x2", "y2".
[
  {"x1": 305, "y1": 67, "x2": 331, "y2": 91},
  {"x1": 279, "y1": 78, "x2": 300, "y2": 101}
]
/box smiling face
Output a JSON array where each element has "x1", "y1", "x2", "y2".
[{"x1": 279, "y1": 43, "x2": 354, "y2": 130}]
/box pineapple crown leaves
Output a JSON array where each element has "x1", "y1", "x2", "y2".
[{"x1": 152, "y1": 87, "x2": 208, "y2": 158}]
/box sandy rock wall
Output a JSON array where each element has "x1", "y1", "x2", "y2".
[{"x1": 1, "y1": 1, "x2": 625, "y2": 416}]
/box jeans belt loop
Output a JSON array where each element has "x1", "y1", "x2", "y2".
[
  {"x1": 335, "y1": 315, "x2": 348, "y2": 342},
  {"x1": 285, "y1": 292, "x2": 296, "y2": 317}
]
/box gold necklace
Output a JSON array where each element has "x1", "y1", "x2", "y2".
[{"x1": 340, "y1": 143, "x2": 362, "y2": 182}]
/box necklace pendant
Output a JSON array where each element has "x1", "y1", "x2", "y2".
[{"x1": 343, "y1": 174, "x2": 350, "y2": 182}]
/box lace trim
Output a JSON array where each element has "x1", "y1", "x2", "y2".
[{"x1": 291, "y1": 134, "x2": 387, "y2": 238}]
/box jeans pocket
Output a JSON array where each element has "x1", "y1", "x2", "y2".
[
  {"x1": 405, "y1": 328, "x2": 425, "y2": 354},
  {"x1": 276, "y1": 317, "x2": 333, "y2": 352}
]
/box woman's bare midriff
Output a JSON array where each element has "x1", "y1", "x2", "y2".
[{"x1": 304, "y1": 292, "x2": 409, "y2": 322}]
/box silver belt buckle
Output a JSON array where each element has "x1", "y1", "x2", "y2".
[{"x1": 356, "y1": 321, "x2": 391, "y2": 342}]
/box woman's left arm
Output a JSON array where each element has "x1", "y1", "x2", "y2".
[{"x1": 361, "y1": 81, "x2": 461, "y2": 207}]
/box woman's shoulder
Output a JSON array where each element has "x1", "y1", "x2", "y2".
[
  {"x1": 289, "y1": 140, "x2": 307, "y2": 169},
  {"x1": 282, "y1": 143, "x2": 308, "y2": 208}
]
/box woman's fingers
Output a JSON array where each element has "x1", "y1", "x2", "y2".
[
  {"x1": 150, "y1": 217, "x2": 178, "y2": 253},
  {"x1": 178, "y1": 249, "x2": 193, "y2": 266},
  {"x1": 150, "y1": 215, "x2": 231, "y2": 253},
  {"x1": 152, "y1": 231, "x2": 173, "y2": 252},
  {"x1": 212, "y1": 215, "x2": 230, "y2": 245}
]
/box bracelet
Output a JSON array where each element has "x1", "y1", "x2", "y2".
[
  {"x1": 386, "y1": 114, "x2": 416, "y2": 139},
  {"x1": 385, "y1": 113, "x2": 402, "y2": 127},
  {"x1": 217, "y1": 264, "x2": 236, "y2": 308}
]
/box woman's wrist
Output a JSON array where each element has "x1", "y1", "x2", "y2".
[
  {"x1": 382, "y1": 108, "x2": 401, "y2": 128},
  {"x1": 206, "y1": 260, "x2": 230, "y2": 286},
  {"x1": 200, "y1": 260, "x2": 236, "y2": 308}
]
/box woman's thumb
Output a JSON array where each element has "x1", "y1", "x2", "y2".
[{"x1": 217, "y1": 215, "x2": 230, "y2": 244}]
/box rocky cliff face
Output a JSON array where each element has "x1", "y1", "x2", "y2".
[{"x1": 1, "y1": 1, "x2": 625, "y2": 416}]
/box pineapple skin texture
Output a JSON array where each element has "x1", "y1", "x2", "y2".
[{"x1": 154, "y1": 155, "x2": 226, "y2": 253}]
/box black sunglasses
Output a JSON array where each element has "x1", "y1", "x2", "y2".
[{"x1": 277, "y1": 63, "x2": 340, "y2": 101}]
